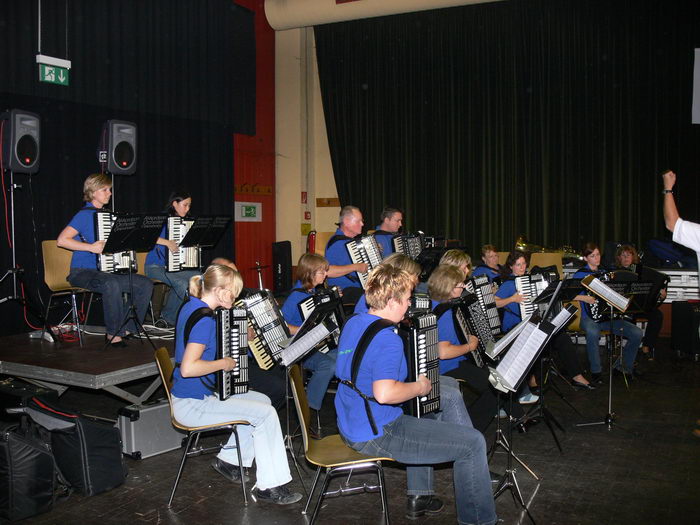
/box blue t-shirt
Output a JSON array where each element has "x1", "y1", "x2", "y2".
[
  {"x1": 281, "y1": 280, "x2": 311, "y2": 327},
  {"x1": 373, "y1": 225, "x2": 395, "y2": 257},
  {"x1": 495, "y1": 277, "x2": 520, "y2": 332},
  {"x1": 572, "y1": 265, "x2": 595, "y2": 320},
  {"x1": 171, "y1": 297, "x2": 218, "y2": 400},
  {"x1": 433, "y1": 299, "x2": 466, "y2": 374},
  {"x1": 335, "y1": 313, "x2": 406, "y2": 442},
  {"x1": 353, "y1": 294, "x2": 369, "y2": 314},
  {"x1": 145, "y1": 224, "x2": 168, "y2": 266},
  {"x1": 67, "y1": 203, "x2": 100, "y2": 269},
  {"x1": 472, "y1": 264, "x2": 501, "y2": 283},
  {"x1": 325, "y1": 228, "x2": 360, "y2": 289}
]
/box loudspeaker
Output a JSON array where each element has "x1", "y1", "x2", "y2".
[
  {"x1": 99, "y1": 120, "x2": 137, "y2": 174},
  {"x1": 272, "y1": 241, "x2": 292, "y2": 293},
  {"x1": 1, "y1": 109, "x2": 40, "y2": 174}
]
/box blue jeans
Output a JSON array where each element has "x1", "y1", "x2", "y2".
[
  {"x1": 580, "y1": 315, "x2": 642, "y2": 373},
  {"x1": 68, "y1": 268, "x2": 153, "y2": 337},
  {"x1": 303, "y1": 348, "x2": 337, "y2": 410},
  {"x1": 345, "y1": 378, "x2": 495, "y2": 525},
  {"x1": 145, "y1": 264, "x2": 199, "y2": 324}
]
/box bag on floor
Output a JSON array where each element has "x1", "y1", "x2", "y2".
[
  {"x1": 24, "y1": 397, "x2": 127, "y2": 496},
  {"x1": 0, "y1": 421, "x2": 56, "y2": 521}
]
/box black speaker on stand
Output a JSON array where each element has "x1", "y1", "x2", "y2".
[
  {"x1": 97, "y1": 120, "x2": 137, "y2": 211},
  {"x1": 272, "y1": 241, "x2": 292, "y2": 294}
]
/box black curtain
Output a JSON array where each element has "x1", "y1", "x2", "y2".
[
  {"x1": 315, "y1": 0, "x2": 700, "y2": 254},
  {"x1": 0, "y1": 0, "x2": 255, "y2": 335}
]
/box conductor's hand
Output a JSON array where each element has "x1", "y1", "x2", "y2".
[
  {"x1": 165, "y1": 239, "x2": 179, "y2": 253},
  {"x1": 90, "y1": 240, "x2": 106, "y2": 254},
  {"x1": 662, "y1": 170, "x2": 676, "y2": 191},
  {"x1": 355, "y1": 263, "x2": 369, "y2": 274},
  {"x1": 416, "y1": 374, "x2": 432, "y2": 397},
  {"x1": 221, "y1": 357, "x2": 237, "y2": 371}
]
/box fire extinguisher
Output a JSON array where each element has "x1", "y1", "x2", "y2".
[{"x1": 306, "y1": 230, "x2": 317, "y2": 254}]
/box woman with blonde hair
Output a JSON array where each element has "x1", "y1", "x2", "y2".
[{"x1": 172, "y1": 264, "x2": 301, "y2": 505}]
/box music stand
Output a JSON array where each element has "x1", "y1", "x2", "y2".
[
  {"x1": 178, "y1": 215, "x2": 232, "y2": 271},
  {"x1": 104, "y1": 214, "x2": 166, "y2": 349}
]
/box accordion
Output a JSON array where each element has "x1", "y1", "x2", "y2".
[
  {"x1": 392, "y1": 232, "x2": 425, "y2": 260},
  {"x1": 215, "y1": 307, "x2": 249, "y2": 399},
  {"x1": 451, "y1": 295, "x2": 495, "y2": 368},
  {"x1": 397, "y1": 312, "x2": 441, "y2": 418},
  {"x1": 296, "y1": 286, "x2": 345, "y2": 354},
  {"x1": 236, "y1": 290, "x2": 290, "y2": 370},
  {"x1": 466, "y1": 275, "x2": 501, "y2": 336},
  {"x1": 515, "y1": 273, "x2": 555, "y2": 319},
  {"x1": 94, "y1": 211, "x2": 137, "y2": 273},
  {"x1": 167, "y1": 216, "x2": 201, "y2": 272},
  {"x1": 345, "y1": 235, "x2": 383, "y2": 288},
  {"x1": 408, "y1": 292, "x2": 432, "y2": 315}
]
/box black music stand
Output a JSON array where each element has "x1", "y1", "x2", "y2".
[
  {"x1": 178, "y1": 215, "x2": 232, "y2": 271},
  {"x1": 104, "y1": 214, "x2": 166, "y2": 350}
]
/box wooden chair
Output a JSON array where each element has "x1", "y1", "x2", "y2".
[
  {"x1": 498, "y1": 251, "x2": 509, "y2": 265},
  {"x1": 288, "y1": 364, "x2": 394, "y2": 524},
  {"x1": 154, "y1": 347, "x2": 251, "y2": 507},
  {"x1": 41, "y1": 240, "x2": 93, "y2": 346},
  {"x1": 530, "y1": 252, "x2": 563, "y2": 279},
  {"x1": 136, "y1": 251, "x2": 168, "y2": 323},
  {"x1": 313, "y1": 231, "x2": 336, "y2": 257}
]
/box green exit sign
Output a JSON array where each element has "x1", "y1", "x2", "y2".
[
  {"x1": 39, "y1": 63, "x2": 70, "y2": 86},
  {"x1": 242, "y1": 206, "x2": 257, "y2": 218}
]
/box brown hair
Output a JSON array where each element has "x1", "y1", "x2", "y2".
[
  {"x1": 428, "y1": 264, "x2": 465, "y2": 303},
  {"x1": 582, "y1": 242, "x2": 600, "y2": 258},
  {"x1": 296, "y1": 253, "x2": 329, "y2": 290},
  {"x1": 615, "y1": 244, "x2": 639, "y2": 266},
  {"x1": 381, "y1": 252, "x2": 421, "y2": 278},
  {"x1": 481, "y1": 244, "x2": 498, "y2": 257},
  {"x1": 502, "y1": 251, "x2": 529, "y2": 277}
]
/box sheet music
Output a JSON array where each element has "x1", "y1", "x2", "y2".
[
  {"x1": 278, "y1": 320, "x2": 336, "y2": 367},
  {"x1": 549, "y1": 304, "x2": 577, "y2": 330},
  {"x1": 487, "y1": 314, "x2": 533, "y2": 359},
  {"x1": 495, "y1": 322, "x2": 550, "y2": 391},
  {"x1": 582, "y1": 275, "x2": 631, "y2": 312}
]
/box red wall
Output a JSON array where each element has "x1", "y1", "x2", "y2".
[{"x1": 233, "y1": 0, "x2": 276, "y2": 289}]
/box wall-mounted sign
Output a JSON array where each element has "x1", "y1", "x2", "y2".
[{"x1": 234, "y1": 201, "x2": 262, "y2": 222}]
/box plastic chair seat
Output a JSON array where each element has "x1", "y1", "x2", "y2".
[{"x1": 305, "y1": 434, "x2": 393, "y2": 467}]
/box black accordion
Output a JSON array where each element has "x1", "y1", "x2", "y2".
[
  {"x1": 345, "y1": 235, "x2": 383, "y2": 288},
  {"x1": 167, "y1": 216, "x2": 201, "y2": 272},
  {"x1": 451, "y1": 295, "x2": 495, "y2": 368},
  {"x1": 466, "y1": 275, "x2": 501, "y2": 336},
  {"x1": 515, "y1": 273, "x2": 555, "y2": 319},
  {"x1": 236, "y1": 290, "x2": 291, "y2": 370},
  {"x1": 392, "y1": 232, "x2": 426, "y2": 260},
  {"x1": 94, "y1": 211, "x2": 137, "y2": 273},
  {"x1": 296, "y1": 286, "x2": 344, "y2": 354},
  {"x1": 215, "y1": 307, "x2": 249, "y2": 399},
  {"x1": 397, "y1": 312, "x2": 441, "y2": 418}
]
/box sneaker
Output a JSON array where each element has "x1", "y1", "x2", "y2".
[
  {"x1": 252, "y1": 484, "x2": 302, "y2": 505},
  {"x1": 518, "y1": 393, "x2": 539, "y2": 404},
  {"x1": 406, "y1": 495, "x2": 445, "y2": 519},
  {"x1": 211, "y1": 458, "x2": 249, "y2": 484}
]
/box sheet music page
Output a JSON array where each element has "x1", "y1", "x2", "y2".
[
  {"x1": 279, "y1": 322, "x2": 335, "y2": 367},
  {"x1": 496, "y1": 322, "x2": 549, "y2": 390},
  {"x1": 582, "y1": 275, "x2": 631, "y2": 312},
  {"x1": 488, "y1": 314, "x2": 533, "y2": 358},
  {"x1": 550, "y1": 304, "x2": 576, "y2": 330}
]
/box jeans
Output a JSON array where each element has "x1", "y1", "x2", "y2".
[
  {"x1": 145, "y1": 264, "x2": 199, "y2": 324},
  {"x1": 303, "y1": 348, "x2": 337, "y2": 410},
  {"x1": 580, "y1": 315, "x2": 642, "y2": 373},
  {"x1": 345, "y1": 376, "x2": 496, "y2": 525},
  {"x1": 172, "y1": 390, "x2": 291, "y2": 490},
  {"x1": 68, "y1": 268, "x2": 153, "y2": 337}
]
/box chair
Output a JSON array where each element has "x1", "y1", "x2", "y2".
[
  {"x1": 154, "y1": 347, "x2": 251, "y2": 507},
  {"x1": 530, "y1": 252, "x2": 563, "y2": 279},
  {"x1": 137, "y1": 251, "x2": 168, "y2": 323},
  {"x1": 498, "y1": 251, "x2": 509, "y2": 265},
  {"x1": 313, "y1": 231, "x2": 335, "y2": 257},
  {"x1": 41, "y1": 240, "x2": 93, "y2": 346},
  {"x1": 288, "y1": 364, "x2": 394, "y2": 524}
]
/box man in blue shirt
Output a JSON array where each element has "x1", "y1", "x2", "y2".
[
  {"x1": 372, "y1": 206, "x2": 403, "y2": 257},
  {"x1": 335, "y1": 265, "x2": 497, "y2": 524},
  {"x1": 325, "y1": 206, "x2": 368, "y2": 303}
]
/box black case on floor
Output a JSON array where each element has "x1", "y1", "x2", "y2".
[
  {"x1": 25, "y1": 397, "x2": 127, "y2": 497},
  {"x1": 671, "y1": 301, "x2": 700, "y2": 357},
  {"x1": 0, "y1": 422, "x2": 56, "y2": 521}
]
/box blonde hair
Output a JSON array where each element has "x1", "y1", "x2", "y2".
[
  {"x1": 439, "y1": 249, "x2": 472, "y2": 278},
  {"x1": 189, "y1": 264, "x2": 243, "y2": 300},
  {"x1": 365, "y1": 265, "x2": 414, "y2": 311},
  {"x1": 211, "y1": 257, "x2": 238, "y2": 271},
  {"x1": 296, "y1": 253, "x2": 329, "y2": 289},
  {"x1": 381, "y1": 252, "x2": 421, "y2": 278},
  {"x1": 83, "y1": 173, "x2": 112, "y2": 202},
  {"x1": 428, "y1": 264, "x2": 465, "y2": 303}
]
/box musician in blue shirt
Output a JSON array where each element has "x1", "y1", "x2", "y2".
[
  {"x1": 353, "y1": 253, "x2": 421, "y2": 315},
  {"x1": 280, "y1": 253, "x2": 337, "y2": 411},
  {"x1": 372, "y1": 206, "x2": 403, "y2": 257},
  {"x1": 496, "y1": 252, "x2": 594, "y2": 389},
  {"x1": 335, "y1": 265, "x2": 496, "y2": 523},
  {"x1": 573, "y1": 243, "x2": 643, "y2": 381},
  {"x1": 57, "y1": 173, "x2": 153, "y2": 347},
  {"x1": 144, "y1": 190, "x2": 200, "y2": 327},
  {"x1": 172, "y1": 264, "x2": 301, "y2": 505},
  {"x1": 324, "y1": 206, "x2": 368, "y2": 304},
  {"x1": 472, "y1": 244, "x2": 504, "y2": 284}
]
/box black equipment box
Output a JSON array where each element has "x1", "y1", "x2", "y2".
[
  {"x1": 0, "y1": 378, "x2": 58, "y2": 421},
  {"x1": 671, "y1": 301, "x2": 700, "y2": 359},
  {"x1": 116, "y1": 399, "x2": 186, "y2": 459}
]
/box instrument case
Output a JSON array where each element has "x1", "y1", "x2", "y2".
[{"x1": 116, "y1": 399, "x2": 186, "y2": 459}]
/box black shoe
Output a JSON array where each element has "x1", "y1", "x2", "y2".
[
  {"x1": 211, "y1": 458, "x2": 249, "y2": 484},
  {"x1": 252, "y1": 484, "x2": 302, "y2": 505},
  {"x1": 591, "y1": 372, "x2": 604, "y2": 384},
  {"x1": 406, "y1": 495, "x2": 445, "y2": 519},
  {"x1": 105, "y1": 335, "x2": 127, "y2": 347},
  {"x1": 571, "y1": 379, "x2": 596, "y2": 391}
]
